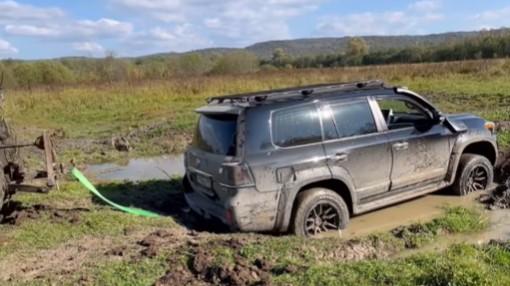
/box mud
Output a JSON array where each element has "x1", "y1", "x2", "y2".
[
  {"x1": 137, "y1": 229, "x2": 176, "y2": 258},
  {"x1": 0, "y1": 201, "x2": 87, "y2": 225},
  {"x1": 0, "y1": 228, "x2": 189, "y2": 282},
  {"x1": 0, "y1": 236, "x2": 130, "y2": 282},
  {"x1": 496, "y1": 120, "x2": 510, "y2": 133},
  {"x1": 156, "y1": 238, "x2": 272, "y2": 286},
  {"x1": 481, "y1": 152, "x2": 510, "y2": 210},
  {"x1": 86, "y1": 154, "x2": 184, "y2": 181},
  {"x1": 338, "y1": 190, "x2": 481, "y2": 239},
  {"x1": 153, "y1": 220, "x2": 451, "y2": 286}
]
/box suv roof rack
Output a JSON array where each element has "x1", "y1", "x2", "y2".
[{"x1": 207, "y1": 80, "x2": 387, "y2": 104}]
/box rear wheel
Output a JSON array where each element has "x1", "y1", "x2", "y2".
[
  {"x1": 292, "y1": 188, "x2": 349, "y2": 237},
  {"x1": 452, "y1": 154, "x2": 493, "y2": 196}
]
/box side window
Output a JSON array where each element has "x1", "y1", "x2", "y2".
[
  {"x1": 272, "y1": 105, "x2": 322, "y2": 147},
  {"x1": 377, "y1": 98, "x2": 430, "y2": 130},
  {"x1": 326, "y1": 101, "x2": 378, "y2": 139}
]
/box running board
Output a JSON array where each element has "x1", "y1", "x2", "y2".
[{"x1": 354, "y1": 181, "x2": 450, "y2": 215}]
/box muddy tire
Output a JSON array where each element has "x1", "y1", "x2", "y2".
[
  {"x1": 291, "y1": 188, "x2": 349, "y2": 237},
  {"x1": 452, "y1": 154, "x2": 494, "y2": 196}
]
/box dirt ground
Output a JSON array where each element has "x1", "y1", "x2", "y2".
[
  {"x1": 0, "y1": 151, "x2": 508, "y2": 285},
  {"x1": 480, "y1": 151, "x2": 510, "y2": 210}
]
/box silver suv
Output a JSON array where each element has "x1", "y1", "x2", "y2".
[{"x1": 183, "y1": 81, "x2": 497, "y2": 237}]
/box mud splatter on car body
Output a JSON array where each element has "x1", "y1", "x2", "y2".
[{"x1": 183, "y1": 81, "x2": 498, "y2": 236}]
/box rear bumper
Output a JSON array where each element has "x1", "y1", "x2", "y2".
[{"x1": 184, "y1": 177, "x2": 278, "y2": 232}]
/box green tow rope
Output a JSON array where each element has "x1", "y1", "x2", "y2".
[{"x1": 71, "y1": 168, "x2": 160, "y2": 218}]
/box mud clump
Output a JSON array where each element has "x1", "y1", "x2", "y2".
[
  {"x1": 0, "y1": 202, "x2": 86, "y2": 225},
  {"x1": 488, "y1": 239, "x2": 510, "y2": 250},
  {"x1": 156, "y1": 265, "x2": 196, "y2": 286},
  {"x1": 111, "y1": 136, "x2": 131, "y2": 152},
  {"x1": 321, "y1": 238, "x2": 392, "y2": 261},
  {"x1": 496, "y1": 121, "x2": 510, "y2": 133},
  {"x1": 192, "y1": 250, "x2": 272, "y2": 286},
  {"x1": 480, "y1": 183, "x2": 510, "y2": 210},
  {"x1": 137, "y1": 230, "x2": 175, "y2": 258},
  {"x1": 392, "y1": 223, "x2": 438, "y2": 248},
  {"x1": 156, "y1": 239, "x2": 272, "y2": 286},
  {"x1": 482, "y1": 152, "x2": 510, "y2": 210},
  {"x1": 105, "y1": 246, "x2": 127, "y2": 257}
]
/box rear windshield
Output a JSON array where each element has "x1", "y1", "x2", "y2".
[{"x1": 192, "y1": 114, "x2": 237, "y2": 156}]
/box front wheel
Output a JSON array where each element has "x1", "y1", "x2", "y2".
[
  {"x1": 452, "y1": 154, "x2": 493, "y2": 196},
  {"x1": 292, "y1": 188, "x2": 349, "y2": 237}
]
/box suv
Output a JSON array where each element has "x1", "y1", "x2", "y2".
[{"x1": 183, "y1": 80, "x2": 497, "y2": 237}]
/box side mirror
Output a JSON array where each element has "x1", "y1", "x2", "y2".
[{"x1": 414, "y1": 116, "x2": 440, "y2": 132}]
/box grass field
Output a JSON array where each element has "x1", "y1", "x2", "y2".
[
  {"x1": 1, "y1": 59, "x2": 510, "y2": 285},
  {"x1": 0, "y1": 178, "x2": 499, "y2": 285},
  {"x1": 4, "y1": 58, "x2": 510, "y2": 164}
]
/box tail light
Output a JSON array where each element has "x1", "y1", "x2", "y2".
[{"x1": 221, "y1": 162, "x2": 254, "y2": 186}]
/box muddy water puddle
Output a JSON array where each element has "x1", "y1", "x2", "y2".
[
  {"x1": 326, "y1": 190, "x2": 510, "y2": 244},
  {"x1": 87, "y1": 155, "x2": 510, "y2": 243},
  {"x1": 343, "y1": 191, "x2": 483, "y2": 238},
  {"x1": 86, "y1": 154, "x2": 184, "y2": 181}
]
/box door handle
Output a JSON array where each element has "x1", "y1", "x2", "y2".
[
  {"x1": 333, "y1": 152, "x2": 348, "y2": 162},
  {"x1": 393, "y1": 142, "x2": 409, "y2": 151}
]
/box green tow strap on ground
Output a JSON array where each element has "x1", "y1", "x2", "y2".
[{"x1": 71, "y1": 168, "x2": 160, "y2": 218}]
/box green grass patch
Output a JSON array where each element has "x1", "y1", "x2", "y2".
[
  {"x1": 5, "y1": 61, "x2": 510, "y2": 162},
  {"x1": 0, "y1": 208, "x2": 174, "y2": 258},
  {"x1": 90, "y1": 255, "x2": 169, "y2": 286},
  {"x1": 275, "y1": 243, "x2": 510, "y2": 286},
  {"x1": 233, "y1": 207, "x2": 487, "y2": 267},
  {"x1": 0, "y1": 180, "x2": 178, "y2": 258}
]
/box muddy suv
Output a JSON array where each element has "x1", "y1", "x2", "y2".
[{"x1": 183, "y1": 81, "x2": 497, "y2": 237}]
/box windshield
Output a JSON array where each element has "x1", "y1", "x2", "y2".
[{"x1": 192, "y1": 114, "x2": 237, "y2": 156}]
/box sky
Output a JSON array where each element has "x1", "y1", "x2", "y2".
[{"x1": 0, "y1": 0, "x2": 509, "y2": 59}]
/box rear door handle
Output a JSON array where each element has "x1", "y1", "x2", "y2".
[
  {"x1": 333, "y1": 152, "x2": 348, "y2": 162},
  {"x1": 393, "y1": 142, "x2": 409, "y2": 151}
]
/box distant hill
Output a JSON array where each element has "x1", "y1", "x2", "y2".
[
  {"x1": 244, "y1": 29, "x2": 510, "y2": 59},
  {"x1": 139, "y1": 28, "x2": 508, "y2": 60},
  {"x1": 8, "y1": 27, "x2": 510, "y2": 61}
]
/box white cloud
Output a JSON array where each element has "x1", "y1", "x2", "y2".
[
  {"x1": 149, "y1": 27, "x2": 177, "y2": 41},
  {"x1": 5, "y1": 18, "x2": 133, "y2": 40},
  {"x1": 0, "y1": 38, "x2": 17, "y2": 54},
  {"x1": 0, "y1": 0, "x2": 64, "y2": 23},
  {"x1": 473, "y1": 6, "x2": 510, "y2": 29},
  {"x1": 72, "y1": 42, "x2": 105, "y2": 55},
  {"x1": 127, "y1": 24, "x2": 212, "y2": 53},
  {"x1": 110, "y1": 0, "x2": 185, "y2": 22},
  {"x1": 75, "y1": 18, "x2": 133, "y2": 37},
  {"x1": 111, "y1": 0, "x2": 323, "y2": 46},
  {"x1": 5, "y1": 24, "x2": 59, "y2": 37},
  {"x1": 409, "y1": 0, "x2": 441, "y2": 13},
  {"x1": 316, "y1": 1, "x2": 444, "y2": 37}
]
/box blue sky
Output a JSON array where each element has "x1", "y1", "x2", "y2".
[{"x1": 0, "y1": 0, "x2": 509, "y2": 59}]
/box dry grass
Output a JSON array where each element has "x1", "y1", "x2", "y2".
[{"x1": 4, "y1": 58, "x2": 510, "y2": 162}]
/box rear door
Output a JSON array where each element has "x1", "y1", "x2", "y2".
[
  {"x1": 375, "y1": 96, "x2": 453, "y2": 190},
  {"x1": 320, "y1": 98, "x2": 392, "y2": 200},
  {"x1": 186, "y1": 110, "x2": 240, "y2": 197}
]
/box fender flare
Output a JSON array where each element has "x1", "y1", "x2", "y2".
[
  {"x1": 446, "y1": 138, "x2": 498, "y2": 184},
  {"x1": 274, "y1": 174, "x2": 356, "y2": 232}
]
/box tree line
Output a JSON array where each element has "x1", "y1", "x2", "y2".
[
  {"x1": 266, "y1": 33, "x2": 510, "y2": 68},
  {"x1": 2, "y1": 32, "x2": 510, "y2": 89}
]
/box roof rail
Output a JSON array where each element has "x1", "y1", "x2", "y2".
[{"x1": 206, "y1": 80, "x2": 386, "y2": 104}]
